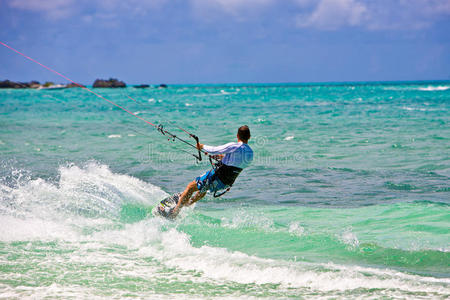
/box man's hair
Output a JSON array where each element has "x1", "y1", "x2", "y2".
[{"x1": 237, "y1": 125, "x2": 251, "y2": 142}]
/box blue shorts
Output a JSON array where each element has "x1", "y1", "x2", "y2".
[{"x1": 196, "y1": 169, "x2": 229, "y2": 193}]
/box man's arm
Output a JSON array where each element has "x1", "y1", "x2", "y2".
[
  {"x1": 196, "y1": 144, "x2": 224, "y2": 160},
  {"x1": 197, "y1": 142, "x2": 238, "y2": 155}
]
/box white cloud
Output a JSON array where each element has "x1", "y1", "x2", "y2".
[
  {"x1": 196, "y1": 0, "x2": 273, "y2": 12},
  {"x1": 6, "y1": 0, "x2": 450, "y2": 30},
  {"x1": 8, "y1": 0, "x2": 76, "y2": 20},
  {"x1": 7, "y1": 0, "x2": 168, "y2": 21},
  {"x1": 296, "y1": 0, "x2": 368, "y2": 30},
  {"x1": 365, "y1": 0, "x2": 450, "y2": 30},
  {"x1": 293, "y1": 0, "x2": 316, "y2": 7},
  {"x1": 295, "y1": 0, "x2": 450, "y2": 30},
  {"x1": 191, "y1": 0, "x2": 274, "y2": 20},
  {"x1": 93, "y1": 0, "x2": 168, "y2": 16}
]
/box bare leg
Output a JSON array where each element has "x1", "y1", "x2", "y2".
[
  {"x1": 172, "y1": 180, "x2": 198, "y2": 216},
  {"x1": 187, "y1": 191, "x2": 206, "y2": 206}
]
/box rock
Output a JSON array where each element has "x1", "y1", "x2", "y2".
[
  {"x1": 0, "y1": 80, "x2": 82, "y2": 89},
  {"x1": 66, "y1": 83, "x2": 81, "y2": 88},
  {"x1": 0, "y1": 80, "x2": 23, "y2": 88},
  {"x1": 134, "y1": 84, "x2": 150, "y2": 88},
  {"x1": 93, "y1": 78, "x2": 126, "y2": 88},
  {"x1": 158, "y1": 84, "x2": 168, "y2": 89},
  {"x1": 0, "y1": 80, "x2": 43, "y2": 89},
  {"x1": 29, "y1": 81, "x2": 41, "y2": 89}
]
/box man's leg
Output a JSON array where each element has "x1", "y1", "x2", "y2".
[
  {"x1": 187, "y1": 191, "x2": 206, "y2": 206},
  {"x1": 172, "y1": 180, "x2": 198, "y2": 216}
]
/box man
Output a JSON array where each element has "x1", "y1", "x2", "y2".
[{"x1": 172, "y1": 125, "x2": 253, "y2": 216}]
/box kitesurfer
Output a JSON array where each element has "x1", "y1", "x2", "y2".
[{"x1": 171, "y1": 125, "x2": 253, "y2": 216}]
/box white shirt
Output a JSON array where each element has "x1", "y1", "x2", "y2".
[{"x1": 203, "y1": 142, "x2": 253, "y2": 169}]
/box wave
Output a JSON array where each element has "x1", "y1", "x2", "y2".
[
  {"x1": 1, "y1": 163, "x2": 449, "y2": 298},
  {"x1": 0, "y1": 162, "x2": 166, "y2": 225},
  {"x1": 401, "y1": 106, "x2": 441, "y2": 112},
  {"x1": 146, "y1": 227, "x2": 450, "y2": 294},
  {"x1": 384, "y1": 85, "x2": 450, "y2": 91},
  {"x1": 107, "y1": 134, "x2": 121, "y2": 138},
  {"x1": 418, "y1": 86, "x2": 450, "y2": 91},
  {"x1": 183, "y1": 206, "x2": 450, "y2": 276},
  {"x1": 3, "y1": 217, "x2": 449, "y2": 298}
]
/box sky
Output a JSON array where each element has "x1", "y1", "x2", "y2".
[{"x1": 1, "y1": 0, "x2": 450, "y2": 84}]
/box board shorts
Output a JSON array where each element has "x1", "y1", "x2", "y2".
[{"x1": 196, "y1": 169, "x2": 229, "y2": 193}]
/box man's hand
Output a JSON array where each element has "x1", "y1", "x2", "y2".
[
  {"x1": 197, "y1": 143, "x2": 204, "y2": 150},
  {"x1": 211, "y1": 154, "x2": 224, "y2": 160}
]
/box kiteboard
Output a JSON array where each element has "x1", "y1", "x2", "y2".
[{"x1": 152, "y1": 193, "x2": 181, "y2": 219}]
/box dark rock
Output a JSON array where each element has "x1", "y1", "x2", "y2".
[
  {"x1": 93, "y1": 78, "x2": 126, "y2": 88},
  {"x1": 0, "y1": 80, "x2": 23, "y2": 88},
  {"x1": 158, "y1": 84, "x2": 168, "y2": 89},
  {"x1": 134, "y1": 84, "x2": 150, "y2": 88},
  {"x1": 29, "y1": 81, "x2": 41, "y2": 88},
  {"x1": 20, "y1": 82, "x2": 32, "y2": 88},
  {"x1": 66, "y1": 83, "x2": 82, "y2": 88},
  {"x1": 0, "y1": 80, "x2": 43, "y2": 89}
]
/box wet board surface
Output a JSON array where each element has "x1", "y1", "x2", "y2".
[{"x1": 152, "y1": 193, "x2": 180, "y2": 219}]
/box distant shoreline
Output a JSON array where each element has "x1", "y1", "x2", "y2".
[
  {"x1": 1, "y1": 79, "x2": 449, "y2": 89},
  {"x1": 0, "y1": 78, "x2": 168, "y2": 90}
]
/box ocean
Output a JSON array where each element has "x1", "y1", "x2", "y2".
[{"x1": 0, "y1": 82, "x2": 449, "y2": 299}]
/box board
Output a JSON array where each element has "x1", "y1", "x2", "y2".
[{"x1": 152, "y1": 193, "x2": 181, "y2": 219}]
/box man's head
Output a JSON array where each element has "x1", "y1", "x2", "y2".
[{"x1": 237, "y1": 125, "x2": 251, "y2": 143}]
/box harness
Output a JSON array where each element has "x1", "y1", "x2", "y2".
[{"x1": 209, "y1": 158, "x2": 243, "y2": 197}]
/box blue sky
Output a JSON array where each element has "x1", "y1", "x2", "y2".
[{"x1": 1, "y1": 0, "x2": 450, "y2": 84}]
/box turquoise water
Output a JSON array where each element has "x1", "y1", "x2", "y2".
[{"x1": 0, "y1": 82, "x2": 449, "y2": 299}]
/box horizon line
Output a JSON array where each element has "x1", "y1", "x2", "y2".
[{"x1": 1, "y1": 78, "x2": 450, "y2": 87}]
